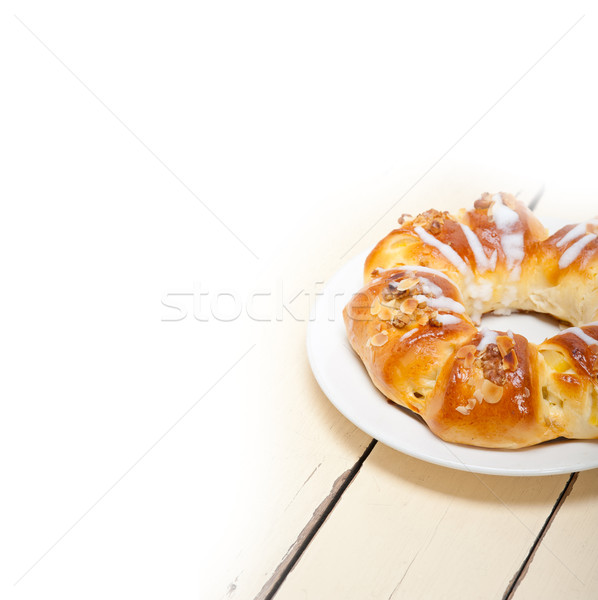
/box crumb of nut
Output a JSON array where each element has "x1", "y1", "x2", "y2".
[
  {"x1": 416, "y1": 313, "x2": 430, "y2": 326},
  {"x1": 370, "y1": 267, "x2": 385, "y2": 278},
  {"x1": 398, "y1": 213, "x2": 412, "y2": 225},
  {"x1": 387, "y1": 281, "x2": 408, "y2": 297},
  {"x1": 502, "y1": 349, "x2": 518, "y2": 371},
  {"x1": 428, "y1": 311, "x2": 440, "y2": 326},
  {"x1": 417, "y1": 300, "x2": 427, "y2": 308},
  {"x1": 396, "y1": 277, "x2": 420, "y2": 291},
  {"x1": 474, "y1": 194, "x2": 492, "y2": 210},
  {"x1": 481, "y1": 379, "x2": 503, "y2": 404},
  {"x1": 428, "y1": 220, "x2": 442, "y2": 235},
  {"x1": 391, "y1": 318, "x2": 406, "y2": 328},
  {"x1": 400, "y1": 297, "x2": 418, "y2": 315},
  {"x1": 456, "y1": 397, "x2": 477, "y2": 415},
  {"x1": 370, "y1": 331, "x2": 389, "y2": 347},
  {"x1": 496, "y1": 335, "x2": 515, "y2": 357}
]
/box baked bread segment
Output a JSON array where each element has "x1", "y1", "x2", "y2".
[
  {"x1": 344, "y1": 193, "x2": 598, "y2": 448},
  {"x1": 344, "y1": 268, "x2": 476, "y2": 415}
]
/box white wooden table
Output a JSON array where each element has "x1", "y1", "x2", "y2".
[{"x1": 3, "y1": 2, "x2": 598, "y2": 599}]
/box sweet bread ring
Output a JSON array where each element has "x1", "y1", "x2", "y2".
[{"x1": 343, "y1": 193, "x2": 598, "y2": 448}]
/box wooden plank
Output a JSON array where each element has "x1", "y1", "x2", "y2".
[
  {"x1": 511, "y1": 470, "x2": 598, "y2": 599},
  {"x1": 274, "y1": 442, "x2": 568, "y2": 600}
]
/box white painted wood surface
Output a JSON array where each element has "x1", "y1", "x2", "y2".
[
  {"x1": 275, "y1": 443, "x2": 568, "y2": 600},
  {"x1": 3, "y1": 2, "x2": 598, "y2": 600},
  {"x1": 513, "y1": 471, "x2": 598, "y2": 600}
]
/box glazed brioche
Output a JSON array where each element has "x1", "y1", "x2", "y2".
[{"x1": 344, "y1": 192, "x2": 598, "y2": 448}]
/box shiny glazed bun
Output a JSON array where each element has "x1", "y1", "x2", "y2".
[{"x1": 344, "y1": 193, "x2": 598, "y2": 448}]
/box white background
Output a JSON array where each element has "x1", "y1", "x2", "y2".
[{"x1": 1, "y1": 1, "x2": 596, "y2": 598}]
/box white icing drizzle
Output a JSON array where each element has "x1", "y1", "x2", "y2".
[
  {"x1": 434, "y1": 314, "x2": 461, "y2": 325},
  {"x1": 459, "y1": 223, "x2": 494, "y2": 272},
  {"x1": 558, "y1": 233, "x2": 596, "y2": 269},
  {"x1": 488, "y1": 249, "x2": 498, "y2": 270},
  {"x1": 477, "y1": 328, "x2": 498, "y2": 351},
  {"x1": 491, "y1": 193, "x2": 525, "y2": 279},
  {"x1": 399, "y1": 265, "x2": 457, "y2": 286},
  {"x1": 414, "y1": 226, "x2": 470, "y2": 275},
  {"x1": 561, "y1": 326, "x2": 598, "y2": 347},
  {"x1": 415, "y1": 294, "x2": 465, "y2": 314},
  {"x1": 556, "y1": 219, "x2": 598, "y2": 248},
  {"x1": 418, "y1": 276, "x2": 443, "y2": 298}
]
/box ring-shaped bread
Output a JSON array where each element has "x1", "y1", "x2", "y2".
[{"x1": 344, "y1": 193, "x2": 598, "y2": 448}]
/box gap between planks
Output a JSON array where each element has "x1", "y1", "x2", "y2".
[
  {"x1": 254, "y1": 439, "x2": 378, "y2": 600},
  {"x1": 502, "y1": 472, "x2": 579, "y2": 600},
  {"x1": 255, "y1": 188, "x2": 546, "y2": 600}
]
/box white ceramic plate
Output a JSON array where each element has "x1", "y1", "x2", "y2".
[{"x1": 307, "y1": 248, "x2": 598, "y2": 477}]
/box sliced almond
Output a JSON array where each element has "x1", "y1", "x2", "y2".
[
  {"x1": 455, "y1": 406, "x2": 471, "y2": 415},
  {"x1": 370, "y1": 297, "x2": 382, "y2": 316},
  {"x1": 456, "y1": 344, "x2": 478, "y2": 369},
  {"x1": 502, "y1": 349, "x2": 519, "y2": 371},
  {"x1": 456, "y1": 344, "x2": 476, "y2": 359},
  {"x1": 377, "y1": 306, "x2": 393, "y2": 321},
  {"x1": 400, "y1": 297, "x2": 418, "y2": 315},
  {"x1": 496, "y1": 335, "x2": 515, "y2": 358},
  {"x1": 481, "y1": 379, "x2": 504, "y2": 404},
  {"x1": 370, "y1": 331, "x2": 389, "y2": 347},
  {"x1": 396, "y1": 277, "x2": 420, "y2": 291}
]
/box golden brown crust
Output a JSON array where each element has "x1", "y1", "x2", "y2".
[{"x1": 344, "y1": 193, "x2": 598, "y2": 448}]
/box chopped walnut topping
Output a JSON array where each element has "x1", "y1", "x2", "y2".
[
  {"x1": 398, "y1": 213, "x2": 413, "y2": 225},
  {"x1": 400, "y1": 297, "x2": 418, "y2": 315},
  {"x1": 481, "y1": 378, "x2": 503, "y2": 404},
  {"x1": 480, "y1": 343, "x2": 506, "y2": 386},
  {"x1": 370, "y1": 331, "x2": 389, "y2": 347}
]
